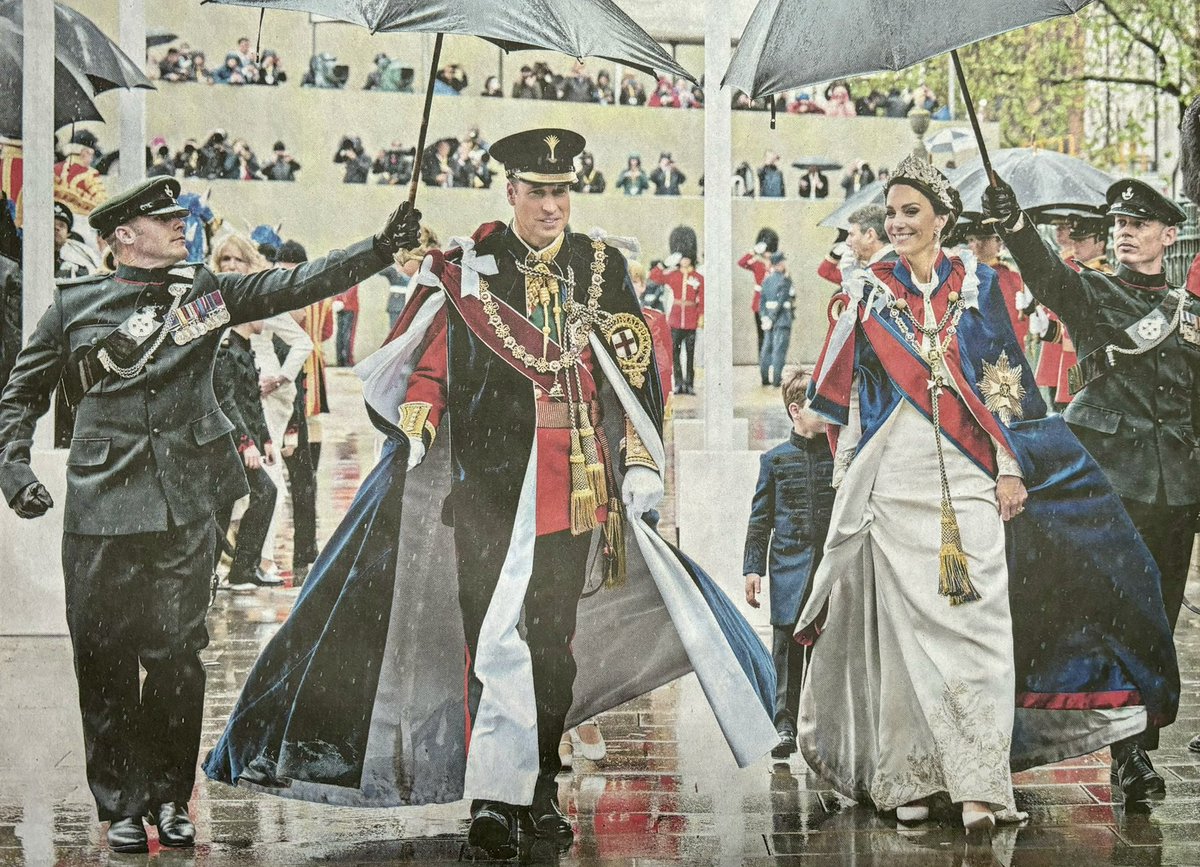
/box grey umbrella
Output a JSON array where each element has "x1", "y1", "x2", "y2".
[
  {"x1": 204, "y1": 0, "x2": 694, "y2": 205},
  {"x1": 947, "y1": 148, "x2": 1114, "y2": 214},
  {"x1": 0, "y1": 1, "x2": 153, "y2": 94},
  {"x1": 0, "y1": 17, "x2": 103, "y2": 138},
  {"x1": 790, "y1": 157, "x2": 843, "y2": 172},
  {"x1": 818, "y1": 180, "x2": 886, "y2": 229}
]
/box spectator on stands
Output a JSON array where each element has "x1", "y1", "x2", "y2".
[
  {"x1": 463, "y1": 125, "x2": 490, "y2": 151},
  {"x1": 824, "y1": 81, "x2": 856, "y2": 118},
  {"x1": 734, "y1": 162, "x2": 756, "y2": 197},
  {"x1": 840, "y1": 160, "x2": 875, "y2": 197},
  {"x1": 372, "y1": 140, "x2": 414, "y2": 185},
  {"x1": 158, "y1": 47, "x2": 186, "y2": 82},
  {"x1": 797, "y1": 165, "x2": 830, "y2": 200},
  {"x1": 257, "y1": 50, "x2": 286, "y2": 85},
  {"x1": 302, "y1": 52, "x2": 346, "y2": 88},
  {"x1": 758, "y1": 151, "x2": 786, "y2": 198},
  {"x1": 571, "y1": 151, "x2": 605, "y2": 193},
  {"x1": 421, "y1": 138, "x2": 455, "y2": 187},
  {"x1": 199, "y1": 129, "x2": 232, "y2": 178},
  {"x1": 334, "y1": 135, "x2": 371, "y2": 183},
  {"x1": 856, "y1": 89, "x2": 885, "y2": 116},
  {"x1": 913, "y1": 83, "x2": 939, "y2": 113},
  {"x1": 595, "y1": 70, "x2": 614, "y2": 105},
  {"x1": 512, "y1": 65, "x2": 541, "y2": 99},
  {"x1": 433, "y1": 63, "x2": 467, "y2": 95},
  {"x1": 214, "y1": 52, "x2": 247, "y2": 85},
  {"x1": 146, "y1": 137, "x2": 174, "y2": 177},
  {"x1": 616, "y1": 154, "x2": 650, "y2": 196},
  {"x1": 174, "y1": 138, "x2": 202, "y2": 177},
  {"x1": 619, "y1": 73, "x2": 647, "y2": 106},
  {"x1": 363, "y1": 53, "x2": 390, "y2": 90},
  {"x1": 262, "y1": 141, "x2": 301, "y2": 181},
  {"x1": 189, "y1": 51, "x2": 213, "y2": 84},
  {"x1": 533, "y1": 62, "x2": 562, "y2": 99},
  {"x1": 788, "y1": 92, "x2": 824, "y2": 114},
  {"x1": 452, "y1": 141, "x2": 493, "y2": 188},
  {"x1": 481, "y1": 75, "x2": 503, "y2": 97},
  {"x1": 648, "y1": 76, "x2": 681, "y2": 108},
  {"x1": 884, "y1": 88, "x2": 911, "y2": 117},
  {"x1": 877, "y1": 167, "x2": 890, "y2": 184},
  {"x1": 235, "y1": 37, "x2": 256, "y2": 71},
  {"x1": 686, "y1": 83, "x2": 705, "y2": 108},
  {"x1": 223, "y1": 139, "x2": 262, "y2": 180},
  {"x1": 650, "y1": 152, "x2": 686, "y2": 195},
  {"x1": 562, "y1": 62, "x2": 596, "y2": 103}
]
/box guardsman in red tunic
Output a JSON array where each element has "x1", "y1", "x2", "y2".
[{"x1": 650, "y1": 255, "x2": 704, "y2": 394}]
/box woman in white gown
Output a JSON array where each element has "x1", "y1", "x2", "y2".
[{"x1": 798, "y1": 156, "x2": 1177, "y2": 833}]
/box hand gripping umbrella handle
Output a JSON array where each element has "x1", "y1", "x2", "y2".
[
  {"x1": 950, "y1": 49, "x2": 996, "y2": 187},
  {"x1": 407, "y1": 32, "x2": 446, "y2": 208}
]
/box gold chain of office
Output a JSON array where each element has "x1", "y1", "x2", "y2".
[{"x1": 478, "y1": 239, "x2": 609, "y2": 374}]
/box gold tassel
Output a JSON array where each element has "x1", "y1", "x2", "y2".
[
  {"x1": 569, "y1": 428, "x2": 599, "y2": 535},
  {"x1": 603, "y1": 498, "x2": 627, "y2": 588},
  {"x1": 577, "y1": 404, "x2": 608, "y2": 506},
  {"x1": 937, "y1": 499, "x2": 980, "y2": 605}
]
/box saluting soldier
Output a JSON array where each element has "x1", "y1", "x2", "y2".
[
  {"x1": 0, "y1": 177, "x2": 419, "y2": 852},
  {"x1": 983, "y1": 176, "x2": 1197, "y2": 802}
]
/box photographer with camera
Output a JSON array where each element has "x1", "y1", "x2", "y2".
[
  {"x1": 372, "y1": 140, "x2": 414, "y2": 186},
  {"x1": 334, "y1": 135, "x2": 372, "y2": 184},
  {"x1": 263, "y1": 141, "x2": 301, "y2": 182},
  {"x1": 650, "y1": 152, "x2": 686, "y2": 196}
]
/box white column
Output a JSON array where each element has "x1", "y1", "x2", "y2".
[
  {"x1": 22, "y1": 0, "x2": 54, "y2": 342},
  {"x1": 118, "y1": 0, "x2": 147, "y2": 190}
]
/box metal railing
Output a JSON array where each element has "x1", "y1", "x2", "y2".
[{"x1": 1165, "y1": 200, "x2": 1199, "y2": 286}]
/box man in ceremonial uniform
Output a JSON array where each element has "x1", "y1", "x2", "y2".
[
  {"x1": 650, "y1": 248, "x2": 704, "y2": 395},
  {"x1": 0, "y1": 177, "x2": 418, "y2": 852},
  {"x1": 397, "y1": 128, "x2": 666, "y2": 855},
  {"x1": 983, "y1": 176, "x2": 1197, "y2": 801}
]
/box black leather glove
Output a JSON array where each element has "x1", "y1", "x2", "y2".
[
  {"x1": 835, "y1": 228, "x2": 850, "y2": 244},
  {"x1": 11, "y1": 481, "x2": 53, "y2": 519},
  {"x1": 374, "y1": 201, "x2": 423, "y2": 257},
  {"x1": 980, "y1": 176, "x2": 1023, "y2": 232}
]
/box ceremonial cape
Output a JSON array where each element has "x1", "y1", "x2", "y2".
[
  {"x1": 204, "y1": 225, "x2": 777, "y2": 806},
  {"x1": 805, "y1": 251, "x2": 1179, "y2": 770}
]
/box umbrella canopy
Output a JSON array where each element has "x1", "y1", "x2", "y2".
[
  {"x1": 791, "y1": 157, "x2": 843, "y2": 172},
  {"x1": 948, "y1": 148, "x2": 1114, "y2": 215},
  {"x1": 0, "y1": 17, "x2": 103, "y2": 138},
  {"x1": 925, "y1": 128, "x2": 978, "y2": 155},
  {"x1": 146, "y1": 29, "x2": 180, "y2": 48},
  {"x1": 0, "y1": 1, "x2": 153, "y2": 94},
  {"x1": 818, "y1": 179, "x2": 886, "y2": 229},
  {"x1": 203, "y1": 0, "x2": 694, "y2": 82},
  {"x1": 724, "y1": 0, "x2": 1093, "y2": 99}
]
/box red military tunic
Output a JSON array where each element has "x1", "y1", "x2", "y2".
[
  {"x1": 737, "y1": 252, "x2": 768, "y2": 314},
  {"x1": 651, "y1": 264, "x2": 704, "y2": 330}
]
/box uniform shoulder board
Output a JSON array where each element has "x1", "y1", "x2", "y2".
[{"x1": 55, "y1": 271, "x2": 109, "y2": 289}]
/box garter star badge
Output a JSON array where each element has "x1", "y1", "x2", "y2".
[
  {"x1": 977, "y1": 351, "x2": 1025, "y2": 425},
  {"x1": 604, "y1": 312, "x2": 653, "y2": 388}
]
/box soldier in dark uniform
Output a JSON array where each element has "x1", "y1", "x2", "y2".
[
  {"x1": 0, "y1": 177, "x2": 419, "y2": 852},
  {"x1": 0, "y1": 252, "x2": 19, "y2": 393},
  {"x1": 983, "y1": 176, "x2": 1196, "y2": 802}
]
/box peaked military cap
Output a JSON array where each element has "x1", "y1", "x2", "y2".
[
  {"x1": 1105, "y1": 178, "x2": 1186, "y2": 226},
  {"x1": 489, "y1": 128, "x2": 585, "y2": 184},
  {"x1": 53, "y1": 201, "x2": 73, "y2": 229},
  {"x1": 1068, "y1": 213, "x2": 1111, "y2": 241},
  {"x1": 956, "y1": 212, "x2": 999, "y2": 239},
  {"x1": 88, "y1": 176, "x2": 188, "y2": 237}
]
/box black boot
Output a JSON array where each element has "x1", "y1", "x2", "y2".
[
  {"x1": 147, "y1": 802, "x2": 195, "y2": 848},
  {"x1": 771, "y1": 721, "x2": 797, "y2": 759},
  {"x1": 106, "y1": 817, "x2": 148, "y2": 854},
  {"x1": 529, "y1": 774, "x2": 573, "y2": 849},
  {"x1": 1111, "y1": 741, "x2": 1166, "y2": 801},
  {"x1": 467, "y1": 800, "x2": 521, "y2": 859}
]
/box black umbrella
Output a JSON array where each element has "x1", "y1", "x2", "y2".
[
  {"x1": 818, "y1": 179, "x2": 885, "y2": 229},
  {"x1": 947, "y1": 148, "x2": 1114, "y2": 214},
  {"x1": 146, "y1": 29, "x2": 180, "y2": 49},
  {"x1": 790, "y1": 157, "x2": 843, "y2": 172},
  {"x1": 0, "y1": 18, "x2": 103, "y2": 138},
  {"x1": 724, "y1": 0, "x2": 1096, "y2": 184},
  {"x1": 204, "y1": 0, "x2": 694, "y2": 205},
  {"x1": 0, "y1": 1, "x2": 154, "y2": 94}
]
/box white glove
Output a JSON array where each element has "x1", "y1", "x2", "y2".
[
  {"x1": 761, "y1": 317, "x2": 773, "y2": 331},
  {"x1": 1029, "y1": 306, "x2": 1050, "y2": 339},
  {"x1": 1014, "y1": 287, "x2": 1034, "y2": 312},
  {"x1": 622, "y1": 466, "x2": 663, "y2": 517},
  {"x1": 333, "y1": 299, "x2": 345, "y2": 312},
  {"x1": 754, "y1": 242, "x2": 767, "y2": 255},
  {"x1": 665, "y1": 251, "x2": 682, "y2": 268},
  {"x1": 405, "y1": 436, "x2": 426, "y2": 470}
]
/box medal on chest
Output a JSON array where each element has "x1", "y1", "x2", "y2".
[{"x1": 1181, "y1": 309, "x2": 1200, "y2": 345}]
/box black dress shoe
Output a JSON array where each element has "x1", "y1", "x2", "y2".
[
  {"x1": 106, "y1": 816, "x2": 148, "y2": 854},
  {"x1": 467, "y1": 800, "x2": 520, "y2": 859},
  {"x1": 771, "y1": 726, "x2": 797, "y2": 759},
  {"x1": 1188, "y1": 733, "x2": 1200, "y2": 754},
  {"x1": 1111, "y1": 743, "x2": 1166, "y2": 801},
  {"x1": 530, "y1": 777, "x2": 573, "y2": 849},
  {"x1": 147, "y1": 802, "x2": 195, "y2": 848}
]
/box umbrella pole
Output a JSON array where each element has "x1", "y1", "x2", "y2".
[
  {"x1": 950, "y1": 49, "x2": 995, "y2": 186},
  {"x1": 407, "y1": 32, "x2": 444, "y2": 208}
]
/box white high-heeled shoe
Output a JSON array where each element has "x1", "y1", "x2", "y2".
[
  {"x1": 962, "y1": 809, "x2": 996, "y2": 833},
  {"x1": 896, "y1": 804, "x2": 930, "y2": 824}
]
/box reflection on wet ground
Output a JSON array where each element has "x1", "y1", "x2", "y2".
[{"x1": 3, "y1": 368, "x2": 1200, "y2": 864}]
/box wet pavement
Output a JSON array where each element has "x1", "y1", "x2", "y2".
[{"x1": 3, "y1": 367, "x2": 1200, "y2": 865}]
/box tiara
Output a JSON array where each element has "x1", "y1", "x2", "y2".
[{"x1": 891, "y1": 154, "x2": 957, "y2": 214}]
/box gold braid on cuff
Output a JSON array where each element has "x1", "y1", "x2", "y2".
[
  {"x1": 621, "y1": 416, "x2": 658, "y2": 472},
  {"x1": 398, "y1": 401, "x2": 436, "y2": 447}
]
